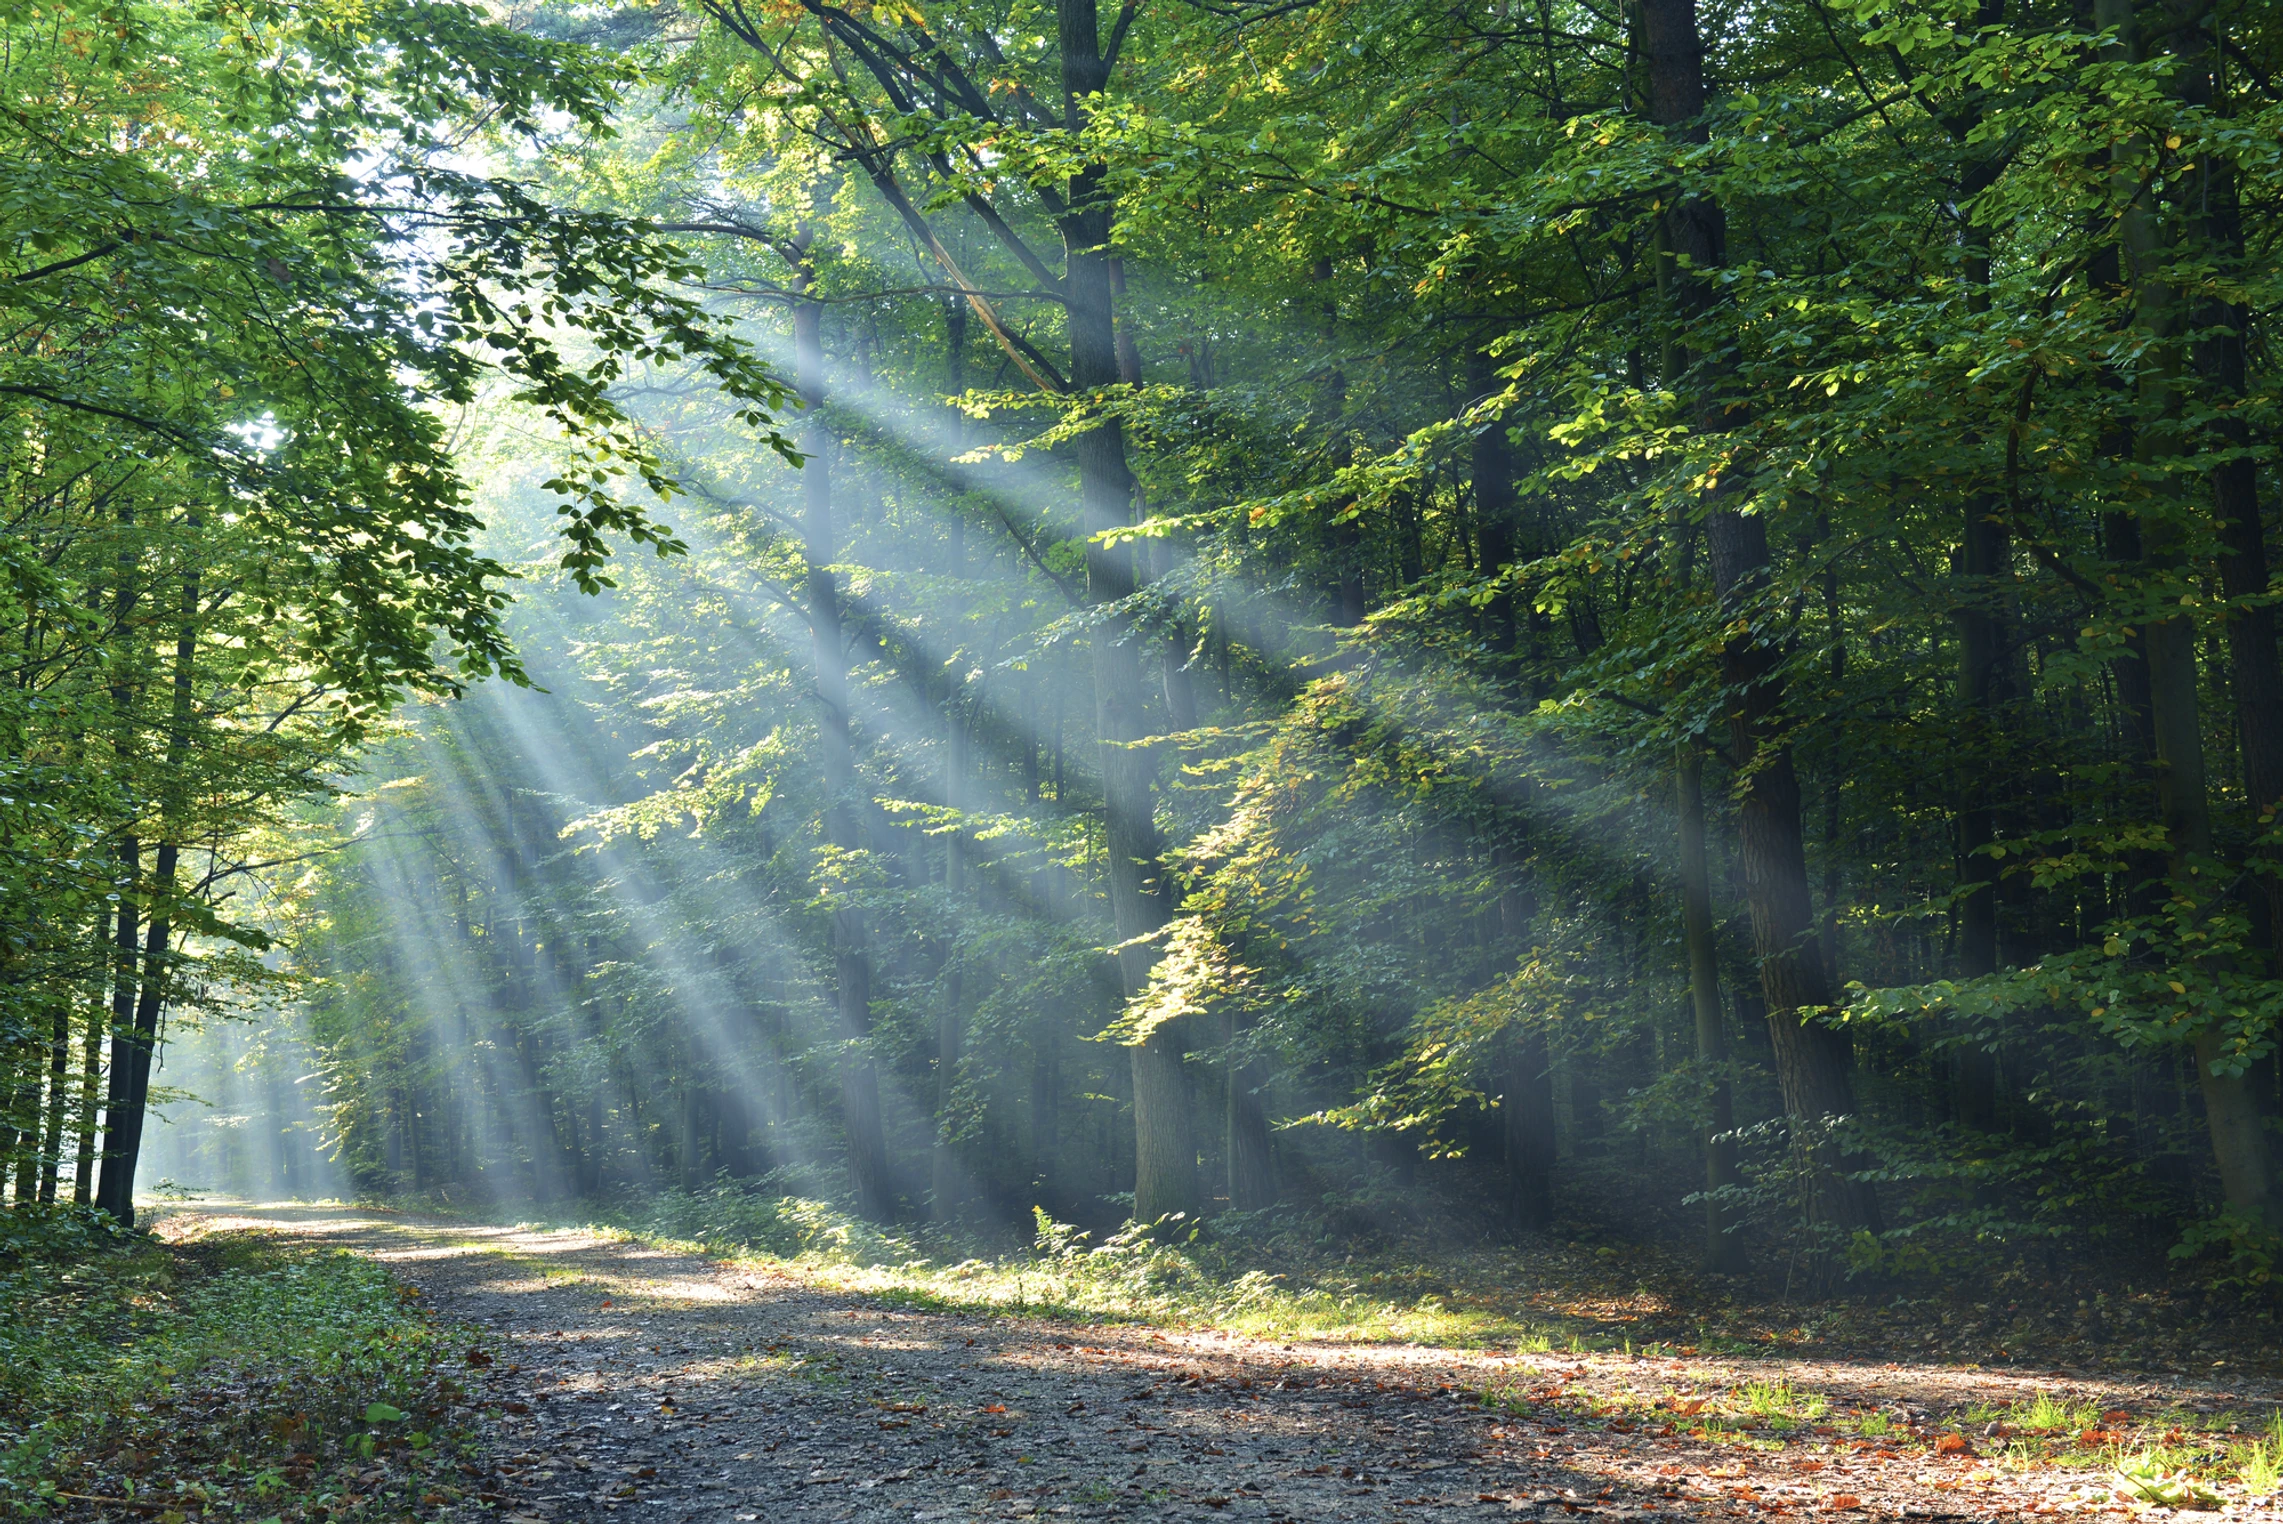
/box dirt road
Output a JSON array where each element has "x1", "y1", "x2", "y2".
[{"x1": 163, "y1": 1207, "x2": 2277, "y2": 1522}]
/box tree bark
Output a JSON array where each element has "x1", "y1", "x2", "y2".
[
  {"x1": 796, "y1": 238, "x2": 891, "y2": 1222},
  {"x1": 38, "y1": 991, "x2": 69, "y2": 1202},
  {"x1": 73, "y1": 905, "x2": 107, "y2": 1204},
  {"x1": 1225, "y1": 1009, "x2": 1277, "y2": 1212},
  {"x1": 2183, "y1": 20, "x2": 2283, "y2": 966},
  {"x1": 1500, "y1": 1023, "x2": 1555, "y2": 1230},
  {"x1": 2117, "y1": 0, "x2": 2277, "y2": 1228},
  {"x1": 1952, "y1": 504, "x2": 2007, "y2": 1129},
  {"x1": 96, "y1": 604, "x2": 190, "y2": 1227},
  {"x1": 1679, "y1": 747, "x2": 1743, "y2": 1269},
  {"x1": 1951, "y1": 107, "x2": 2009, "y2": 1128},
  {"x1": 934, "y1": 695, "x2": 968, "y2": 1219},
  {"x1": 1467, "y1": 348, "x2": 1520, "y2": 655},
  {"x1": 1056, "y1": 0, "x2": 1197, "y2": 1227},
  {"x1": 1643, "y1": 0, "x2": 1876, "y2": 1234}
]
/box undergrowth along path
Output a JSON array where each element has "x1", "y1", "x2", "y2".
[{"x1": 162, "y1": 1206, "x2": 2280, "y2": 1522}]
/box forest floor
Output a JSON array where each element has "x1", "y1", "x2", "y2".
[{"x1": 143, "y1": 1205, "x2": 2283, "y2": 1524}]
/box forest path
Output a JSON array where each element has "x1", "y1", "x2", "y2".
[{"x1": 157, "y1": 1206, "x2": 2274, "y2": 1522}]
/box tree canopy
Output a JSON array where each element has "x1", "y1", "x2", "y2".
[{"x1": 7, "y1": 0, "x2": 2283, "y2": 1295}]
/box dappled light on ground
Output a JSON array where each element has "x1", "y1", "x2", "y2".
[{"x1": 148, "y1": 1206, "x2": 2282, "y2": 1521}]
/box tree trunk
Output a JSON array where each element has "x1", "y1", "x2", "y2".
[
  {"x1": 1225, "y1": 1009, "x2": 1277, "y2": 1212},
  {"x1": 96, "y1": 849, "x2": 179, "y2": 1223},
  {"x1": 2185, "y1": 33, "x2": 2283, "y2": 965},
  {"x1": 1500, "y1": 1023, "x2": 1555, "y2": 1230},
  {"x1": 1952, "y1": 505, "x2": 2007, "y2": 1129},
  {"x1": 1467, "y1": 349, "x2": 1519, "y2": 654},
  {"x1": 2148, "y1": 613, "x2": 2275, "y2": 1225},
  {"x1": 38, "y1": 993, "x2": 69, "y2": 1202},
  {"x1": 1057, "y1": 0, "x2": 1197, "y2": 1227},
  {"x1": 1947, "y1": 2, "x2": 2010, "y2": 1132},
  {"x1": 1678, "y1": 748, "x2": 1743, "y2": 1270},
  {"x1": 934, "y1": 696, "x2": 968, "y2": 1218},
  {"x1": 2118, "y1": 0, "x2": 2277, "y2": 1228},
  {"x1": 74, "y1": 905, "x2": 107, "y2": 1205},
  {"x1": 796, "y1": 240, "x2": 891, "y2": 1222},
  {"x1": 1644, "y1": 0, "x2": 1876, "y2": 1235}
]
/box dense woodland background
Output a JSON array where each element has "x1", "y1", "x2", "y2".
[{"x1": 10, "y1": 0, "x2": 2283, "y2": 1296}]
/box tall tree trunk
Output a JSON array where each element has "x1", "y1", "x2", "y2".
[
  {"x1": 38, "y1": 992, "x2": 69, "y2": 1202},
  {"x1": 1952, "y1": 502, "x2": 2008, "y2": 1129},
  {"x1": 1678, "y1": 747, "x2": 1743, "y2": 1269},
  {"x1": 934, "y1": 700, "x2": 968, "y2": 1218},
  {"x1": 934, "y1": 302, "x2": 970, "y2": 1220},
  {"x1": 1708, "y1": 513, "x2": 1876, "y2": 1230},
  {"x1": 1644, "y1": 0, "x2": 1876, "y2": 1234},
  {"x1": 2129, "y1": 0, "x2": 2277, "y2": 1228},
  {"x1": 2184, "y1": 11, "x2": 2283, "y2": 968},
  {"x1": 1057, "y1": 0, "x2": 1197, "y2": 1227},
  {"x1": 94, "y1": 850, "x2": 142, "y2": 1224},
  {"x1": 1492, "y1": 861, "x2": 1554, "y2": 1228},
  {"x1": 95, "y1": 566, "x2": 194, "y2": 1227},
  {"x1": 678, "y1": 1082, "x2": 703, "y2": 1192},
  {"x1": 1500, "y1": 1023, "x2": 1555, "y2": 1231},
  {"x1": 1467, "y1": 349, "x2": 1519, "y2": 655},
  {"x1": 2146, "y1": 618, "x2": 2273, "y2": 1223},
  {"x1": 73, "y1": 905, "x2": 107, "y2": 1205},
  {"x1": 1225, "y1": 1009, "x2": 1277, "y2": 1212},
  {"x1": 1946, "y1": 1, "x2": 2010, "y2": 1131},
  {"x1": 1030, "y1": 1013, "x2": 1060, "y2": 1200},
  {"x1": 795, "y1": 237, "x2": 891, "y2": 1222}
]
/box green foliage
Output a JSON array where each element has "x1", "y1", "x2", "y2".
[
  {"x1": 0, "y1": 0, "x2": 791, "y2": 1208},
  {"x1": 0, "y1": 1228, "x2": 467, "y2": 1518},
  {"x1": 119, "y1": 0, "x2": 2283, "y2": 1309}
]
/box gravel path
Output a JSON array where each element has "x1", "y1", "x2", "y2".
[{"x1": 164, "y1": 1207, "x2": 2281, "y2": 1522}]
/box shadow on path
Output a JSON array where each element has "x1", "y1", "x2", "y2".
[{"x1": 151, "y1": 1204, "x2": 2277, "y2": 1522}]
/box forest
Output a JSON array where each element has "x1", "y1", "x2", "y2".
[
  {"x1": 15, "y1": 0, "x2": 2283, "y2": 1515},
  {"x1": 8, "y1": 0, "x2": 2283, "y2": 1472}
]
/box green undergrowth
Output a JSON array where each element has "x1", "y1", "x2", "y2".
[
  {"x1": 0, "y1": 1206, "x2": 484, "y2": 1520},
  {"x1": 558, "y1": 1182, "x2": 1585, "y2": 1347},
  {"x1": 1468, "y1": 1371, "x2": 2282, "y2": 1503}
]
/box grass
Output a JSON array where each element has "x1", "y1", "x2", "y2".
[
  {"x1": 0, "y1": 1205, "x2": 482, "y2": 1521},
  {"x1": 1928, "y1": 1391, "x2": 2283, "y2": 1503},
  {"x1": 2239, "y1": 1417, "x2": 2283, "y2": 1496},
  {"x1": 2017, "y1": 1390, "x2": 2101, "y2": 1432},
  {"x1": 1736, "y1": 1378, "x2": 1827, "y2": 1425},
  {"x1": 544, "y1": 1184, "x2": 1594, "y2": 1349}
]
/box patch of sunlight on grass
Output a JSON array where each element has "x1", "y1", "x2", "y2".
[
  {"x1": 766, "y1": 1237, "x2": 1549, "y2": 1348},
  {"x1": 1736, "y1": 1378, "x2": 1826, "y2": 1422},
  {"x1": 2014, "y1": 1389, "x2": 2101, "y2": 1433},
  {"x1": 496, "y1": 1189, "x2": 1583, "y2": 1349},
  {"x1": 2236, "y1": 1438, "x2": 2281, "y2": 1497}
]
